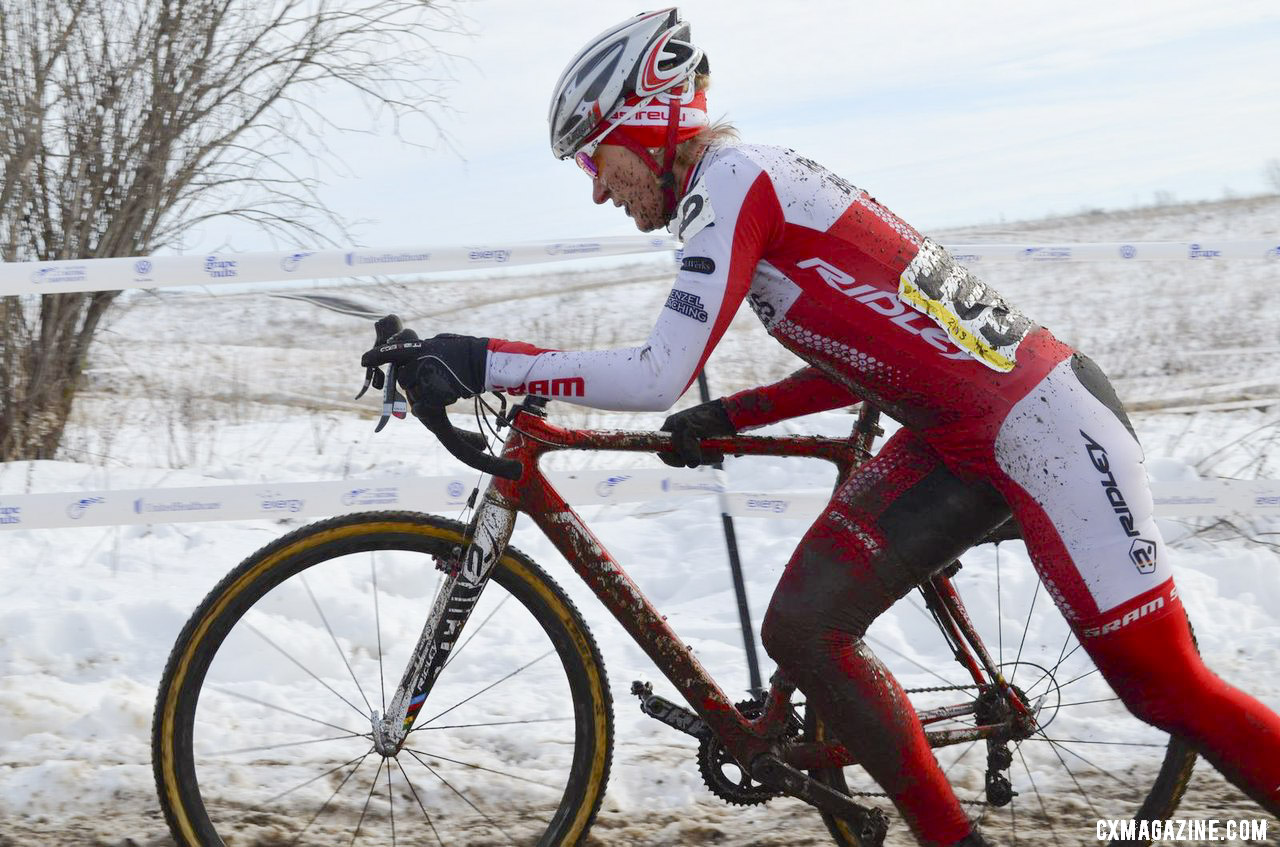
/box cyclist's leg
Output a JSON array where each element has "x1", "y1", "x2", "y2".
[
  {"x1": 992, "y1": 353, "x2": 1280, "y2": 815},
  {"x1": 761, "y1": 427, "x2": 1010, "y2": 847}
]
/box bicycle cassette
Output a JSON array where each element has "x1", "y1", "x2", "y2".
[{"x1": 696, "y1": 697, "x2": 801, "y2": 806}]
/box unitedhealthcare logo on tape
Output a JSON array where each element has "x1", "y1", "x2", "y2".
[
  {"x1": 258, "y1": 489, "x2": 305, "y2": 513},
  {"x1": 0, "y1": 502, "x2": 20, "y2": 525},
  {"x1": 1021, "y1": 246, "x2": 1072, "y2": 262},
  {"x1": 134, "y1": 497, "x2": 222, "y2": 514},
  {"x1": 30, "y1": 265, "x2": 89, "y2": 285},
  {"x1": 345, "y1": 251, "x2": 432, "y2": 267},
  {"x1": 341, "y1": 486, "x2": 399, "y2": 506},
  {"x1": 660, "y1": 477, "x2": 726, "y2": 494},
  {"x1": 545, "y1": 241, "x2": 602, "y2": 256}
]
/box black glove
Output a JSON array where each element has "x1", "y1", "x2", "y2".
[
  {"x1": 360, "y1": 329, "x2": 489, "y2": 409},
  {"x1": 658, "y1": 398, "x2": 737, "y2": 468}
]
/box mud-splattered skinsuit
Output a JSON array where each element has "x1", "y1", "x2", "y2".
[{"x1": 482, "y1": 143, "x2": 1280, "y2": 845}]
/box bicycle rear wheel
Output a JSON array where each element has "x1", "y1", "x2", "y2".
[
  {"x1": 802, "y1": 555, "x2": 1196, "y2": 847},
  {"x1": 153, "y1": 511, "x2": 613, "y2": 847}
]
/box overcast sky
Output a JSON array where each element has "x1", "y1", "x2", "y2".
[{"x1": 201, "y1": 0, "x2": 1280, "y2": 253}]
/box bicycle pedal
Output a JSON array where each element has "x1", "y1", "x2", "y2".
[{"x1": 632, "y1": 680, "x2": 712, "y2": 740}]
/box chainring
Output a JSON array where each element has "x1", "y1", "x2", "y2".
[{"x1": 696, "y1": 697, "x2": 802, "y2": 806}]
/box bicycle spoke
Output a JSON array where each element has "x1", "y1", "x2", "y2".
[
  {"x1": 303, "y1": 574, "x2": 376, "y2": 717},
  {"x1": 213, "y1": 732, "x2": 369, "y2": 758},
  {"x1": 1016, "y1": 743, "x2": 1061, "y2": 846},
  {"x1": 405, "y1": 748, "x2": 522, "y2": 844},
  {"x1": 372, "y1": 554, "x2": 387, "y2": 717},
  {"x1": 412, "y1": 715, "x2": 575, "y2": 733},
  {"x1": 386, "y1": 758, "x2": 397, "y2": 845},
  {"x1": 1031, "y1": 730, "x2": 1103, "y2": 818},
  {"x1": 442, "y1": 592, "x2": 512, "y2": 673},
  {"x1": 395, "y1": 757, "x2": 446, "y2": 847},
  {"x1": 421, "y1": 649, "x2": 555, "y2": 727},
  {"x1": 403, "y1": 746, "x2": 567, "y2": 790},
  {"x1": 351, "y1": 758, "x2": 383, "y2": 845},
  {"x1": 288, "y1": 748, "x2": 376, "y2": 847},
  {"x1": 247, "y1": 620, "x2": 369, "y2": 723},
  {"x1": 1055, "y1": 696, "x2": 1122, "y2": 708},
  {"x1": 1029, "y1": 736, "x2": 1166, "y2": 748},
  {"x1": 996, "y1": 543, "x2": 1004, "y2": 666},
  {"x1": 1008, "y1": 581, "x2": 1040, "y2": 689},
  {"x1": 208, "y1": 684, "x2": 366, "y2": 737},
  {"x1": 1022, "y1": 639, "x2": 1084, "y2": 697},
  {"x1": 250, "y1": 752, "x2": 370, "y2": 812}
]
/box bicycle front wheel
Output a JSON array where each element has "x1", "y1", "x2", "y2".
[{"x1": 153, "y1": 511, "x2": 613, "y2": 847}]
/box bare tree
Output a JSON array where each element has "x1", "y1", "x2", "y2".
[{"x1": 0, "y1": 0, "x2": 463, "y2": 460}]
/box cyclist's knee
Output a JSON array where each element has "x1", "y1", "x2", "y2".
[{"x1": 761, "y1": 543, "x2": 884, "y2": 669}]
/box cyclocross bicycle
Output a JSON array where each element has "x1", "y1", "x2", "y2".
[{"x1": 151, "y1": 317, "x2": 1196, "y2": 846}]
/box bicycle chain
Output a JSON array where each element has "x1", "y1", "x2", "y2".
[{"x1": 838, "y1": 682, "x2": 991, "y2": 807}]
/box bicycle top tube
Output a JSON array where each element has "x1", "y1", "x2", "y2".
[{"x1": 499, "y1": 399, "x2": 867, "y2": 469}]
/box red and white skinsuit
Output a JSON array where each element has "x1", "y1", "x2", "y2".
[{"x1": 483, "y1": 143, "x2": 1280, "y2": 844}]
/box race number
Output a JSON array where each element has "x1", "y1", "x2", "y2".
[
  {"x1": 899, "y1": 240, "x2": 1031, "y2": 372},
  {"x1": 672, "y1": 177, "x2": 715, "y2": 242}
]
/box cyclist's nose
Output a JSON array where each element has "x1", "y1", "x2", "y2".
[{"x1": 592, "y1": 179, "x2": 609, "y2": 206}]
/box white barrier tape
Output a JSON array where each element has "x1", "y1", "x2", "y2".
[
  {"x1": 0, "y1": 236, "x2": 676, "y2": 297},
  {"x1": 944, "y1": 240, "x2": 1280, "y2": 264},
  {"x1": 722, "y1": 480, "x2": 1280, "y2": 522},
  {"x1": 1, "y1": 473, "x2": 1274, "y2": 531},
  {"x1": 0, "y1": 468, "x2": 723, "y2": 531},
  {"x1": 4, "y1": 239, "x2": 1278, "y2": 296}
]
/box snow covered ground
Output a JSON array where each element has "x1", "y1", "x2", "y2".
[{"x1": 1, "y1": 194, "x2": 1279, "y2": 845}]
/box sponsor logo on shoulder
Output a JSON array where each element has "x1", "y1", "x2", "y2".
[
  {"x1": 664, "y1": 289, "x2": 708, "y2": 322},
  {"x1": 680, "y1": 256, "x2": 716, "y2": 275}
]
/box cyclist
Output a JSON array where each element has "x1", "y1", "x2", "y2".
[{"x1": 363, "y1": 9, "x2": 1280, "y2": 846}]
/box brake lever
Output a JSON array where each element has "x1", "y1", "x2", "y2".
[
  {"x1": 354, "y1": 365, "x2": 385, "y2": 401},
  {"x1": 374, "y1": 363, "x2": 408, "y2": 432}
]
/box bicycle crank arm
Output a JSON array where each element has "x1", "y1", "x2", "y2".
[
  {"x1": 631, "y1": 680, "x2": 713, "y2": 740},
  {"x1": 751, "y1": 754, "x2": 890, "y2": 846}
]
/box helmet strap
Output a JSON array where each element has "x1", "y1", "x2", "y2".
[{"x1": 599, "y1": 86, "x2": 687, "y2": 222}]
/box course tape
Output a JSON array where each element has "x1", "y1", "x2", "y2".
[
  {"x1": 1, "y1": 471, "x2": 1274, "y2": 531},
  {"x1": 0, "y1": 237, "x2": 674, "y2": 297},
  {"x1": 3, "y1": 238, "x2": 1278, "y2": 296}
]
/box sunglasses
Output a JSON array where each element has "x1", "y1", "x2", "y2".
[{"x1": 574, "y1": 148, "x2": 599, "y2": 180}]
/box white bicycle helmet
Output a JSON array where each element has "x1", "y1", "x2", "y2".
[{"x1": 548, "y1": 8, "x2": 708, "y2": 161}]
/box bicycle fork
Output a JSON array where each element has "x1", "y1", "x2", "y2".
[{"x1": 371, "y1": 488, "x2": 516, "y2": 756}]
